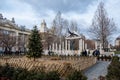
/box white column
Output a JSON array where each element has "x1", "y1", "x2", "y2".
[
  {"x1": 95, "y1": 41, "x2": 98, "y2": 49},
  {"x1": 16, "y1": 32, "x2": 19, "y2": 51},
  {"x1": 80, "y1": 39, "x2": 83, "y2": 52},
  {"x1": 56, "y1": 43, "x2": 57, "y2": 53},
  {"x1": 62, "y1": 42, "x2": 64, "y2": 50},
  {"x1": 68, "y1": 41, "x2": 70, "y2": 55},
  {"x1": 56, "y1": 43, "x2": 57, "y2": 50},
  {"x1": 52, "y1": 43, "x2": 54, "y2": 52},
  {"x1": 108, "y1": 44, "x2": 110, "y2": 49},
  {"x1": 23, "y1": 34, "x2": 25, "y2": 52},
  {"x1": 59, "y1": 44, "x2": 61, "y2": 55},
  {"x1": 49, "y1": 45, "x2": 51, "y2": 51},
  {"x1": 65, "y1": 40, "x2": 67, "y2": 51},
  {"x1": 68, "y1": 41, "x2": 70, "y2": 50},
  {"x1": 85, "y1": 43, "x2": 87, "y2": 49},
  {"x1": 82, "y1": 39, "x2": 84, "y2": 51},
  {"x1": 62, "y1": 42, "x2": 64, "y2": 55},
  {"x1": 100, "y1": 43, "x2": 102, "y2": 54}
]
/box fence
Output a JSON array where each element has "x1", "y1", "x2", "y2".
[{"x1": 0, "y1": 56, "x2": 96, "y2": 77}]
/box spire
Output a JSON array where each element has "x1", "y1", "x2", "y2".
[
  {"x1": 0, "y1": 13, "x2": 3, "y2": 19},
  {"x1": 41, "y1": 19, "x2": 46, "y2": 26},
  {"x1": 43, "y1": 19, "x2": 45, "y2": 23},
  {"x1": 40, "y1": 19, "x2": 48, "y2": 33},
  {"x1": 11, "y1": 17, "x2": 15, "y2": 23}
]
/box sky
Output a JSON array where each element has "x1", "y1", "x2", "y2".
[{"x1": 0, "y1": 0, "x2": 120, "y2": 43}]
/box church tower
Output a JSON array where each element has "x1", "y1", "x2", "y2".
[{"x1": 40, "y1": 20, "x2": 48, "y2": 33}]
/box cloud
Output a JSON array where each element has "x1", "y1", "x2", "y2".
[
  {"x1": 0, "y1": 0, "x2": 120, "y2": 43},
  {"x1": 0, "y1": 0, "x2": 39, "y2": 29},
  {"x1": 106, "y1": 0, "x2": 120, "y2": 30},
  {"x1": 0, "y1": 0, "x2": 98, "y2": 29},
  {"x1": 23, "y1": 0, "x2": 96, "y2": 13}
]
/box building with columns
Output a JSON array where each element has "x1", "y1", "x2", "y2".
[
  {"x1": 48, "y1": 29, "x2": 88, "y2": 55},
  {"x1": 0, "y1": 13, "x2": 31, "y2": 53}
]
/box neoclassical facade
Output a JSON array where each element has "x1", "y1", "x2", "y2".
[
  {"x1": 48, "y1": 32, "x2": 88, "y2": 55},
  {"x1": 0, "y1": 14, "x2": 31, "y2": 53}
]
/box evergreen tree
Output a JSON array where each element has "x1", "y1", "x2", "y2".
[{"x1": 27, "y1": 26, "x2": 43, "y2": 60}]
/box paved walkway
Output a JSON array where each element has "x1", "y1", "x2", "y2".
[{"x1": 84, "y1": 61, "x2": 111, "y2": 80}]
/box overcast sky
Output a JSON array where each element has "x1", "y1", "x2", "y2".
[{"x1": 0, "y1": 0, "x2": 120, "y2": 43}]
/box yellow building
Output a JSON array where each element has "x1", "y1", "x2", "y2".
[{"x1": 0, "y1": 13, "x2": 31, "y2": 53}]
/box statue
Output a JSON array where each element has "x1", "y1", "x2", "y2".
[
  {"x1": 68, "y1": 28, "x2": 79, "y2": 36},
  {"x1": 12, "y1": 17, "x2": 15, "y2": 23},
  {"x1": 0, "y1": 13, "x2": 3, "y2": 19}
]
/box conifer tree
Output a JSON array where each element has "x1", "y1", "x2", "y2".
[{"x1": 27, "y1": 26, "x2": 43, "y2": 60}]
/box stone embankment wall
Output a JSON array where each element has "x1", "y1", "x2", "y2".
[{"x1": 0, "y1": 56, "x2": 96, "y2": 77}]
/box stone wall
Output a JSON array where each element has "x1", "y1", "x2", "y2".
[{"x1": 0, "y1": 56, "x2": 96, "y2": 77}]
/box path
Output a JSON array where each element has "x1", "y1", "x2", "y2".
[{"x1": 84, "y1": 61, "x2": 110, "y2": 80}]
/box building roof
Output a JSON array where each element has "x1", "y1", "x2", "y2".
[{"x1": 0, "y1": 13, "x2": 31, "y2": 33}]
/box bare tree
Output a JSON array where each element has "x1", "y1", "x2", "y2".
[
  {"x1": 17, "y1": 35, "x2": 26, "y2": 53},
  {"x1": 51, "y1": 11, "x2": 68, "y2": 42},
  {"x1": 52, "y1": 12, "x2": 63, "y2": 37},
  {"x1": 89, "y1": 2, "x2": 116, "y2": 49},
  {"x1": 69, "y1": 20, "x2": 78, "y2": 32},
  {"x1": 0, "y1": 30, "x2": 16, "y2": 54},
  {"x1": 62, "y1": 19, "x2": 69, "y2": 37}
]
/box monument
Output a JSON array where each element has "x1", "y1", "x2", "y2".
[{"x1": 49, "y1": 28, "x2": 87, "y2": 56}]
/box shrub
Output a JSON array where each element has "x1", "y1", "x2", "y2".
[
  {"x1": 0, "y1": 64, "x2": 31, "y2": 80},
  {"x1": 0, "y1": 63, "x2": 87, "y2": 80},
  {"x1": 31, "y1": 72, "x2": 46, "y2": 80},
  {"x1": 46, "y1": 71, "x2": 60, "y2": 80},
  {"x1": 106, "y1": 56, "x2": 120, "y2": 80},
  {"x1": 67, "y1": 70, "x2": 87, "y2": 80},
  {"x1": 0, "y1": 63, "x2": 14, "y2": 79},
  {"x1": 16, "y1": 69, "x2": 30, "y2": 80}
]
